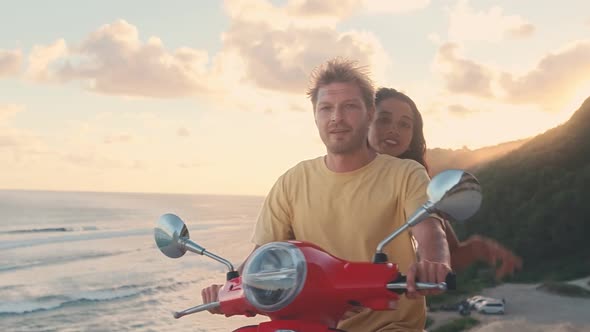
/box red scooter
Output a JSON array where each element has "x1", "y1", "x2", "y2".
[{"x1": 154, "y1": 169, "x2": 482, "y2": 331}]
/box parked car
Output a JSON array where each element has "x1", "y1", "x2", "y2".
[
  {"x1": 466, "y1": 296, "x2": 493, "y2": 309},
  {"x1": 476, "y1": 300, "x2": 505, "y2": 314},
  {"x1": 466, "y1": 295, "x2": 506, "y2": 309}
]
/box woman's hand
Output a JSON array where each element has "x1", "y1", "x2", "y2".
[{"x1": 453, "y1": 235, "x2": 523, "y2": 280}]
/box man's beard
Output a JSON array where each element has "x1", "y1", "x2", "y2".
[{"x1": 323, "y1": 127, "x2": 369, "y2": 155}]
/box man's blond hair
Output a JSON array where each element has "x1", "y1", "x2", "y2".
[{"x1": 307, "y1": 58, "x2": 375, "y2": 111}]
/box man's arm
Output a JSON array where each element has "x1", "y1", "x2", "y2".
[
  {"x1": 405, "y1": 217, "x2": 452, "y2": 298},
  {"x1": 413, "y1": 217, "x2": 450, "y2": 265},
  {"x1": 401, "y1": 165, "x2": 450, "y2": 265}
]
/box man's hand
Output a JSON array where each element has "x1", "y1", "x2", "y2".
[
  {"x1": 340, "y1": 305, "x2": 366, "y2": 320},
  {"x1": 201, "y1": 284, "x2": 224, "y2": 314},
  {"x1": 198, "y1": 245, "x2": 260, "y2": 315},
  {"x1": 405, "y1": 260, "x2": 452, "y2": 299}
]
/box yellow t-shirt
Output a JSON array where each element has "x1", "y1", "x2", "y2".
[{"x1": 252, "y1": 154, "x2": 431, "y2": 331}]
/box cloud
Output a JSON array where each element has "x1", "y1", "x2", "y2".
[
  {"x1": 61, "y1": 152, "x2": 126, "y2": 168},
  {"x1": 505, "y1": 23, "x2": 535, "y2": 39},
  {"x1": 0, "y1": 49, "x2": 23, "y2": 77},
  {"x1": 223, "y1": 0, "x2": 359, "y2": 28},
  {"x1": 0, "y1": 104, "x2": 24, "y2": 122},
  {"x1": 434, "y1": 39, "x2": 590, "y2": 110},
  {"x1": 434, "y1": 42, "x2": 494, "y2": 97},
  {"x1": 25, "y1": 39, "x2": 68, "y2": 82},
  {"x1": 132, "y1": 160, "x2": 147, "y2": 170},
  {"x1": 23, "y1": 18, "x2": 390, "y2": 102},
  {"x1": 499, "y1": 40, "x2": 590, "y2": 106},
  {"x1": 448, "y1": 0, "x2": 535, "y2": 42},
  {"x1": 447, "y1": 104, "x2": 481, "y2": 116},
  {"x1": 428, "y1": 33, "x2": 442, "y2": 44},
  {"x1": 103, "y1": 133, "x2": 133, "y2": 144},
  {"x1": 286, "y1": 0, "x2": 362, "y2": 21},
  {"x1": 61, "y1": 152, "x2": 146, "y2": 170},
  {"x1": 0, "y1": 105, "x2": 47, "y2": 162},
  {"x1": 177, "y1": 162, "x2": 203, "y2": 169},
  {"x1": 22, "y1": 2, "x2": 393, "y2": 108},
  {"x1": 26, "y1": 20, "x2": 214, "y2": 98},
  {"x1": 222, "y1": 20, "x2": 391, "y2": 95},
  {"x1": 223, "y1": 0, "x2": 430, "y2": 27},
  {"x1": 177, "y1": 127, "x2": 190, "y2": 137},
  {"x1": 0, "y1": 132, "x2": 28, "y2": 148},
  {"x1": 51, "y1": 111, "x2": 206, "y2": 172},
  {"x1": 363, "y1": 0, "x2": 430, "y2": 14},
  {"x1": 218, "y1": 0, "x2": 393, "y2": 95}
]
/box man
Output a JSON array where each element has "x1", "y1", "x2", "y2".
[{"x1": 202, "y1": 58, "x2": 451, "y2": 331}]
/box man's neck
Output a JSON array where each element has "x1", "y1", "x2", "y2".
[{"x1": 324, "y1": 147, "x2": 378, "y2": 173}]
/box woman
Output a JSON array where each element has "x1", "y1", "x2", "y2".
[{"x1": 368, "y1": 87, "x2": 522, "y2": 279}]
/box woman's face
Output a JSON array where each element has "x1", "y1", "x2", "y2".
[{"x1": 368, "y1": 97, "x2": 414, "y2": 157}]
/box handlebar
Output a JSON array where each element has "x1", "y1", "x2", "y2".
[
  {"x1": 171, "y1": 273, "x2": 456, "y2": 318},
  {"x1": 387, "y1": 281, "x2": 448, "y2": 291},
  {"x1": 387, "y1": 273, "x2": 456, "y2": 294},
  {"x1": 173, "y1": 301, "x2": 220, "y2": 319}
]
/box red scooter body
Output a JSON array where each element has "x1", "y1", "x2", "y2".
[{"x1": 218, "y1": 241, "x2": 401, "y2": 331}]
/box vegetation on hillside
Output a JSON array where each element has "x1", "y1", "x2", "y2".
[{"x1": 452, "y1": 97, "x2": 590, "y2": 282}]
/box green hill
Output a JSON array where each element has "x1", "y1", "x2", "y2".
[{"x1": 455, "y1": 97, "x2": 590, "y2": 281}]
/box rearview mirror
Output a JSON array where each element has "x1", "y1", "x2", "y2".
[
  {"x1": 374, "y1": 169, "x2": 482, "y2": 261},
  {"x1": 154, "y1": 213, "x2": 237, "y2": 277}
]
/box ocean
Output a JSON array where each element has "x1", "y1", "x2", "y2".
[
  {"x1": 0, "y1": 190, "x2": 268, "y2": 331},
  {"x1": 4, "y1": 189, "x2": 589, "y2": 332}
]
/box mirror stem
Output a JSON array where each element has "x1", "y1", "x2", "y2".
[
  {"x1": 181, "y1": 237, "x2": 236, "y2": 272},
  {"x1": 374, "y1": 203, "x2": 434, "y2": 262},
  {"x1": 182, "y1": 237, "x2": 206, "y2": 254},
  {"x1": 203, "y1": 251, "x2": 235, "y2": 272}
]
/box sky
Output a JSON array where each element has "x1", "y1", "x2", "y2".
[{"x1": 1, "y1": 0, "x2": 589, "y2": 195}]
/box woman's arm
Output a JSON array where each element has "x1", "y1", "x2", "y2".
[{"x1": 445, "y1": 222, "x2": 523, "y2": 280}]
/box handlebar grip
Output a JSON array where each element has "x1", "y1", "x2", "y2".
[
  {"x1": 387, "y1": 272, "x2": 457, "y2": 294},
  {"x1": 445, "y1": 272, "x2": 456, "y2": 291},
  {"x1": 173, "y1": 301, "x2": 221, "y2": 319}
]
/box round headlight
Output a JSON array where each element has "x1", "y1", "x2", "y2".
[{"x1": 242, "y1": 242, "x2": 307, "y2": 312}]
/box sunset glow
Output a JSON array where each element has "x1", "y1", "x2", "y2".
[{"x1": 1, "y1": 0, "x2": 589, "y2": 195}]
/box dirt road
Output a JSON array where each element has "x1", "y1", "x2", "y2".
[{"x1": 428, "y1": 282, "x2": 590, "y2": 331}]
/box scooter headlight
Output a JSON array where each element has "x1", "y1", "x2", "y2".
[{"x1": 242, "y1": 242, "x2": 307, "y2": 312}]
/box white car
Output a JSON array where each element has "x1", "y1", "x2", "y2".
[
  {"x1": 476, "y1": 300, "x2": 505, "y2": 314},
  {"x1": 467, "y1": 296, "x2": 495, "y2": 308}
]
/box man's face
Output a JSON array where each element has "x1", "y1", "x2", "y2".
[{"x1": 314, "y1": 82, "x2": 373, "y2": 155}]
